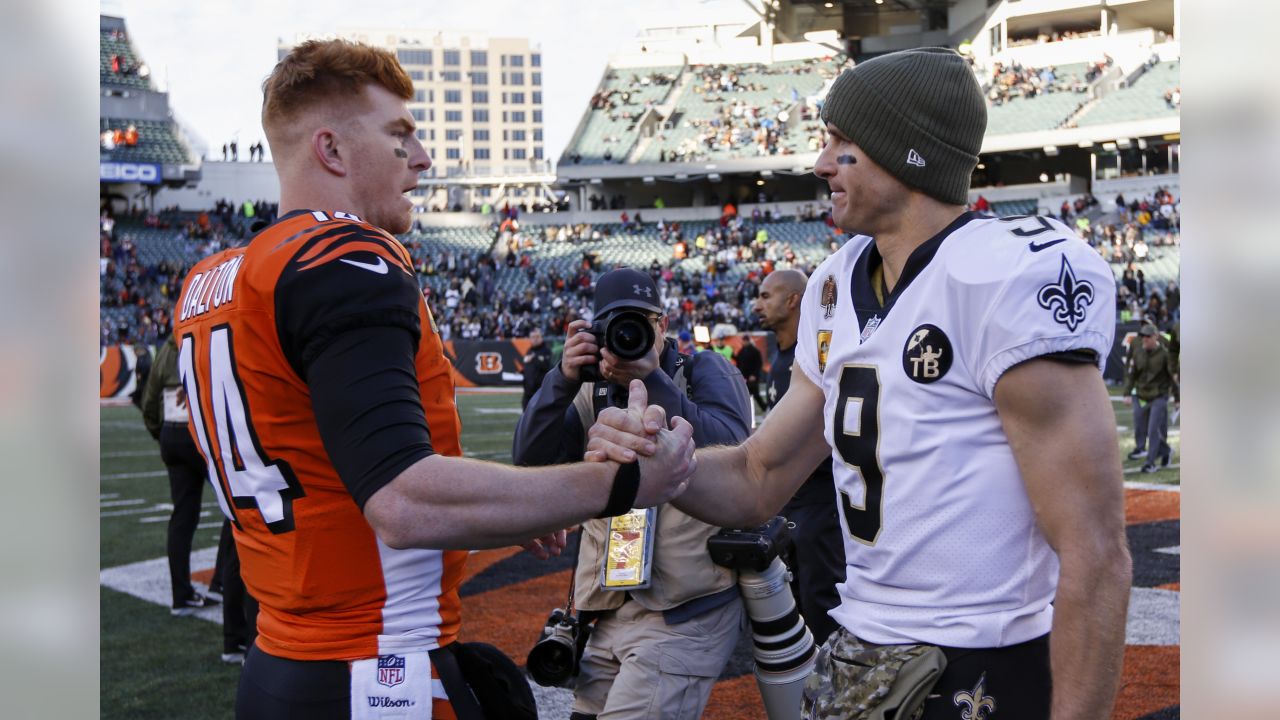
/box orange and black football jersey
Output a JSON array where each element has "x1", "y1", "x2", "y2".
[{"x1": 173, "y1": 209, "x2": 466, "y2": 661}]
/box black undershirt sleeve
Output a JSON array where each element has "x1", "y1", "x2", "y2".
[
  {"x1": 306, "y1": 325, "x2": 435, "y2": 509},
  {"x1": 273, "y1": 226, "x2": 434, "y2": 508},
  {"x1": 1041, "y1": 348, "x2": 1099, "y2": 365}
]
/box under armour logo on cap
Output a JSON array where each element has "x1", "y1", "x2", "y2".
[
  {"x1": 906, "y1": 149, "x2": 926, "y2": 167},
  {"x1": 633, "y1": 284, "x2": 653, "y2": 298}
]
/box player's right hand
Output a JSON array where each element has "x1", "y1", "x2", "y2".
[
  {"x1": 586, "y1": 380, "x2": 696, "y2": 507},
  {"x1": 585, "y1": 379, "x2": 665, "y2": 463},
  {"x1": 560, "y1": 319, "x2": 599, "y2": 383},
  {"x1": 635, "y1": 416, "x2": 696, "y2": 507}
]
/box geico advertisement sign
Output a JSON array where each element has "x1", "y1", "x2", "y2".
[{"x1": 100, "y1": 162, "x2": 162, "y2": 185}]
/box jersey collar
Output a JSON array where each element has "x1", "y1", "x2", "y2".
[{"x1": 850, "y1": 210, "x2": 980, "y2": 337}]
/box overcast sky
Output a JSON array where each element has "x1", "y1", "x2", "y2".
[{"x1": 101, "y1": 0, "x2": 758, "y2": 162}]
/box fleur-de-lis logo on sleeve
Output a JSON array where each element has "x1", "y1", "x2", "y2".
[
  {"x1": 1037, "y1": 255, "x2": 1095, "y2": 331},
  {"x1": 953, "y1": 672, "x2": 997, "y2": 720}
]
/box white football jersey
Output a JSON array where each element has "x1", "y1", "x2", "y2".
[{"x1": 795, "y1": 211, "x2": 1115, "y2": 648}]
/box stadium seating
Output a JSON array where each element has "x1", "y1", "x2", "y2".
[
  {"x1": 564, "y1": 66, "x2": 683, "y2": 164},
  {"x1": 1074, "y1": 60, "x2": 1180, "y2": 127},
  {"x1": 985, "y1": 62, "x2": 1091, "y2": 135},
  {"x1": 637, "y1": 58, "x2": 838, "y2": 163},
  {"x1": 100, "y1": 30, "x2": 152, "y2": 91},
  {"x1": 989, "y1": 198, "x2": 1038, "y2": 216},
  {"x1": 102, "y1": 119, "x2": 193, "y2": 166}
]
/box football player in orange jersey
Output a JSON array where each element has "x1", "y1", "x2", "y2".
[{"x1": 173, "y1": 39, "x2": 696, "y2": 719}]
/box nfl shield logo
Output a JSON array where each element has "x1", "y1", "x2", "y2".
[{"x1": 377, "y1": 654, "x2": 406, "y2": 688}]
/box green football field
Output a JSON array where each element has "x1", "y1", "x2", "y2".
[{"x1": 100, "y1": 390, "x2": 1178, "y2": 718}]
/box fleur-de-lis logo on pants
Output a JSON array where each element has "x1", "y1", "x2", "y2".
[
  {"x1": 1037, "y1": 255, "x2": 1094, "y2": 331},
  {"x1": 953, "y1": 672, "x2": 997, "y2": 720}
]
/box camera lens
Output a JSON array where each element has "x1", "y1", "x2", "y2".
[
  {"x1": 527, "y1": 635, "x2": 577, "y2": 687},
  {"x1": 606, "y1": 312, "x2": 655, "y2": 360}
]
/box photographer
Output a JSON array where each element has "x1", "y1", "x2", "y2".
[{"x1": 514, "y1": 267, "x2": 751, "y2": 720}]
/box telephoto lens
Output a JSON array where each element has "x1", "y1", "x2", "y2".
[
  {"x1": 526, "y1": 609, "x2": 584, "y2": 688},
  {"x1": 708, "y1": 518, "x2": 817, "y2": 720}
]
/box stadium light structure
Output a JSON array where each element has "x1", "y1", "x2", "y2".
[
  {"x1": 1117, "y1": 138, "x2": 1132, "y2": 149},
  {"x1": 1043, "y1": 145, "x2": 1059, "y2": 156},
  {"x1": 643, "y1": 176, "x2": 656, "y2": 184},
  {"x1": 760, "y1": 170, "x2": 774, "y2": 178}
]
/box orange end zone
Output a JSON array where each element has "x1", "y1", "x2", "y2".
[
  {"x1": 458, "y1": 569, "x2": 573, "y2": 662},
  {"x1": 1126, "y1": 488, "x2": 1181, "y2": 525},
  {"x1": 703, "y1": 674, "x2": 766, "y2": 720},
  {"x1": 1115, "y1": 645, "x2": 1180, "y2": 719}
]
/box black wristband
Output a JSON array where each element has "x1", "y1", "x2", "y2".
[{"x1": 597, "y1": 461, "x2": 640, "y2": 518}]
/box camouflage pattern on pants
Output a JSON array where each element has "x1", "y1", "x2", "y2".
[{"x1": 801, "y1": 627, "x2": 945, "y2": 720}]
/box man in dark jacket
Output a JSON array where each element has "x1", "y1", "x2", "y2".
[
  {"x1": 734, "y1": 333, "x2": 766, "y2": 413},
  {"x1": 1124, "y1": 324, "x2": 1179, "y2": 472},
  {"x1": 521, "y1": 327, "x2": 553, "y2": 410},
  {"x1": 514, "y1": 267, "x2": 751, "y2": 720}
]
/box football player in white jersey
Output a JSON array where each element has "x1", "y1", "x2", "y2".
[{"x1": 587, "y1": 47, "x2": 1130, "y2": 720}]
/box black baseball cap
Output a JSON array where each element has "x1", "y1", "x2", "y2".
[{"x1": 594, "y1": 268, "x2": 663, "y2": 316}]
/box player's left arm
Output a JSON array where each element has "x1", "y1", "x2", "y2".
[{"x1": 995, "y1": 358, "x2": 1131, "y2": 720}]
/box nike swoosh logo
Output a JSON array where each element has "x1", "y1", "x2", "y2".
[
  {"x1": 339, "y1": 256, "x2": 389, "y2": 274},
  {"x1": 1028, "y1": 238, "x2": 1068, "y2": 252}
]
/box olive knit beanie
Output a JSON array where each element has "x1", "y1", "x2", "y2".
[{"x1": 820, "y1": 47, "x2": 987, "y2": 205}]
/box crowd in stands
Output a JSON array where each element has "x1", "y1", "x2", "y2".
[
  {"x1": 982, "y1": 58, "x2": 1101, "y2": 105},
  {"x1": 103, "y1": 188, "x2": 1177, "y2": 351},
  {"x1": 1059, "y1": 189, "x2": 1180, "y2": 329},
  {"x1": 99, "y1": 202, "x2": 278, "y2": 346},
  {"x1": 1008, "y1": 29, "x2": 1104, "y2": 48},
  {"x1": 589, "y1": 69, "x2": 679, "y2": 112},
  {"x1": 100, "y1": 124, "x2": 140, "y2": 150}
]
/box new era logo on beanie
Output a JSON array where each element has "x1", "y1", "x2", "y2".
[{"x1": 820, "y1": 47, "x2": 986, "y2": 205}]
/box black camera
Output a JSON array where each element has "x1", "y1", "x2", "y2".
[
  {"x1": 526, "y1": 608, "x2": 593, "y2": 687},
  {"x1": 707, "y1": 515, "x2": 792, "y2": 572},
  {"x1": 579, "y1": 309, "x2": 656, "y2": 382}
]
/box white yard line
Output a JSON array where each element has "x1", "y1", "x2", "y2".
[
  {"x1": 102, "y1": 470, "x2": 168, "y2": 480},
  {"x1": 100, "y1": 498, "x2": 147, "y2": 508},
  {"x1": 1124, "y1": 480, "x2": 1182, "y2": 492}
]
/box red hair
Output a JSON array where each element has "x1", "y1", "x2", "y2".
[{"x1": 262, "y1": 39, "x2": 412, "y2": 137}]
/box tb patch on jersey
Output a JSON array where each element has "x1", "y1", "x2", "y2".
[
  {"x1": 901, "y1": 324, "x2": 952, "y2": 384},
  {"x1": 1037, "y1": 255, "x2": 1095, "y2": 332}
]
